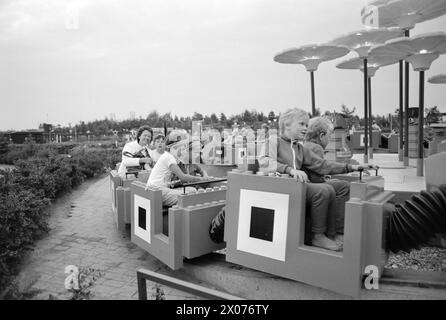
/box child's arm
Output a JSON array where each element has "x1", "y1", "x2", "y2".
[
  {"x1": 302, "y1": 146, "x2": 376, "y2": 175},
  {"x1": 302, "y1": 146, "x2": 352, "y2": 175},
  {"x1": 257, "y1": 135, "x2": 289, "y2": 173},
  {"x1": 169, "y1": 163, "x2": 207, "y2": 183}
]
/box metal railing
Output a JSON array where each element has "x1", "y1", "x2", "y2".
[{"x1": 136, "y1": 268, "x2": 244, "y2": 300}]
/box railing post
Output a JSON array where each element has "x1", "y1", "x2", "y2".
[{"x1": 137, "y1": 271, "x2": 147, "y2": 300}]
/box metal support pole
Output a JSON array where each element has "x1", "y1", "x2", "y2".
[
  {"x1": 399, "y1": 60, "x2": 404, "y2": 161},
  {"x1": 137, "y1": 272, "x2": 147, "y2": 300},
  {"x1": 404, "y1": 29, "x2": 410, "y2": 166},
  {"x1": 310, "y1": 71, "x2": 316, "y2": 116},
  {"x1": 417, "y1": 71, "x2": 424, "y2": 177},
  {"x1": 363, "y1": 58, "x2": 369, "y2": 164},
  {"x1": 368, "y1": 76, "x2": 373, "y2": 159}
]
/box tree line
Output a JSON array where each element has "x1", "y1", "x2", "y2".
[{"x1": 1, "y1": 105, "x2": 442, "y2": 138}]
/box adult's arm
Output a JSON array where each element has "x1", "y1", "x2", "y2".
[{"x1": 121, "y1": 143, "x2": 141, "y2": 167}]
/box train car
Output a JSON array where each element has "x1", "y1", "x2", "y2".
[
  {"x1": 109, "y1": 142, "x2": 446, "y2": 298},
  {"x1": 109, "y1": 170, "x2": 151, "y2": 232}
]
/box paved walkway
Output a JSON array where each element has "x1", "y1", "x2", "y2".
[
  {"x1": 351, "y1": 153, "x2": 426, "y2": 193},
  {"x1": 12, "y1": 175, "x2": 201, "y2": 300},
  {"x1": 9, "y1": 155, "x2": 442, "y2": 300}
]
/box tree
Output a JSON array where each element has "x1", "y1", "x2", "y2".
[
  {"x1": 192, "y1": 112, "x2": 203, "y2": 121},
  {"x1": 203, "y1": 115, "x2": 212, "y2": 125},
  {"x1": 425, "y1": 106, "x2": 441, "y2": 125},
  {"x1": 268, "y1": 111, "x2": 276, "y2": 122},
  {"x1": 220, "y1": 113, "x2": 227, "y2": 123},
  {"x1": 242, "y1": 109, "x2": 253, "y2": 123},
  {"x1": 210, "y1": 113, "x2": 218, "y2": 124},
  {"x1": 147, "y1": 111, "x2": 160, "y2": 127},
  {"x1": 340, "y1": 104, "x2": 356, "y2": 117},
  {"x1": 338, "y1": 104, "x2": 359, "y2": 129}
]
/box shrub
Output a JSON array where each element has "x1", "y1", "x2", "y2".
[
  {"x1": 13, "y1": 155, "x2": 85, "y2": 199},
  {"x1": 0, "y1": 170, "x2": 50, "y2": 288},
  {"x1": 70, "y1": 148, "x2": 121, "y2": 178},
  {"x1": 0, "y1": 145, "x2": 118, "y2": 294},
  {"x1": 70, "y1": 149, "x2": 105, "y2": 178}
]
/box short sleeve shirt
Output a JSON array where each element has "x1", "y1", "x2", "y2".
[
  {"x1": 147, "y1": 152, "x2": 177, "y2": 188},
  {"x1": 149, "y1": 149, "x2": 164, "y2": 163}
]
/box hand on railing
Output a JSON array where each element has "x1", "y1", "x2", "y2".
[{"x1": 352, "y1": 164, "x2": 379, "y2": 182}]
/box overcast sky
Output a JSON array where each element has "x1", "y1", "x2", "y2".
[{"x1": 1, "y1": 0, "x2": 445, "y2": 131}]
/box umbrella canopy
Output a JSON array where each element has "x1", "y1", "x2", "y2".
[
  {"x1": 361, "y1": 0, "x2": 446, "y2": 30},
  {"x1": 273, "y1": 44, "x2": 350, "y2": 71},
  {"x1": 336, "y1": 56, "x2": 399, "y2": 77},
  {"x1": 369, "y1": 32, "x2": 446, "y2": 71},
  {"x1": 330, "y1": 28, "x2": 404, "y2": 58},
  {"x1": 428, "y1": 74, "x2": 446, "y2": 83}
]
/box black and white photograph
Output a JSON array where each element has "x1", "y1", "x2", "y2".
[{"x1": 0, "y1": 0, "x2": 446, "y2": 305}]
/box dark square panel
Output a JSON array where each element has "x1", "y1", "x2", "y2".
[
  {"x1": 249, "y1": 206, "x2": 274, "y2": 242},
  {"x1": 138, "y1": 207, "x2": 146, "y2": 230}
]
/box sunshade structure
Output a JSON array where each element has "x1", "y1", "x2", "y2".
[
  {"x1": 361, "y1": 0, "x2": 446, "y2": 163},
  {"x1": 273, "y1": 44, "x2": 350, "y2": 116},
  {"x1": 370, "y1": 32, "x2": 446, "y2": 176},
  {"x1": 361, "y1": 0, "x2": 446, "y2": 30},
  {"x1": 428, "y1": 74, "x2": 446, "y2": 83},
  {"x1": 336, "y1": 56, "x2": 399, "y2": 158},
  {"x1": 330, "y1": 28, "x2": 403, "y2": 163}
]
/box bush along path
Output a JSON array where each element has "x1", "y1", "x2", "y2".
[
  {"x1": 1, "y1": 174, "x2": 201, "y2": 300},
  {"x1": 0, "y1": 145, "x2": 121, "y2": 296}
]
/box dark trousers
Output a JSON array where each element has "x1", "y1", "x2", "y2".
[
  {"x1": 305, "y1": 183, "x2": 335, "y2": 233},
  {"x1": 305, "y1": 180, "x2": 350, "y2": 236},
  {"x1": 325, "y1": 179, "x2": 350, "y2": 237}
]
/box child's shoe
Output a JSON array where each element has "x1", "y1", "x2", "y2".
[
  {"x1": 312, "y1": 233, "x2": 342, "y2": 252},
  {"x1": 335, "y1": 234, "x2": 344, "y2": 243}
]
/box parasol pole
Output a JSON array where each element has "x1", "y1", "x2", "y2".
[
  {"x1": 363, "y1": 58, "x2": 369, "y2": 164},
  {"x1": 417, "y1": 70, "x2": 424, "y2": 176},
  {"x1": 399, "y1": 60, "x2": 404, "y2": 161},
  {"x1": 368, "y1": 76, "x2": 373, "y2": 159},
  {"x1": 310, "y1": 71, "x2": 316, "y2": 116},
  {"x1": 403, "y1": 29, "x2": 410, "y2": 166}
]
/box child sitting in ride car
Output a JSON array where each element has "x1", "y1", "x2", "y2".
[
  {"x1": 146, "y1": 136, "x2": 209, "y2": 207},
  {"x1": 303, "y1": 117, "x2": 351, "y2": 245},
  {"x1": 150, "y1": 133, "x2": 166, "y2": 163},
  {"x1": 259, "y1": 108, "x2": 373, "y2": 251}
]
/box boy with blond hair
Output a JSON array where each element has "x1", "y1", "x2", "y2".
[
  {"x1": 259, "y1": 108, "x2": 372, "y2": 251},
  {"x1": 304, "y1": 116, "x2": 351, "y2": 244}
]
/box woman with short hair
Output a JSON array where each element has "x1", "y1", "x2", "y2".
[{"x1": 117, "y1": 125, "x2": 154, "y2": 177}]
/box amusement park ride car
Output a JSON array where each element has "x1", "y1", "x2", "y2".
[{"x1": 109, "y1": 141, "x2": 446, "y2": 298}]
